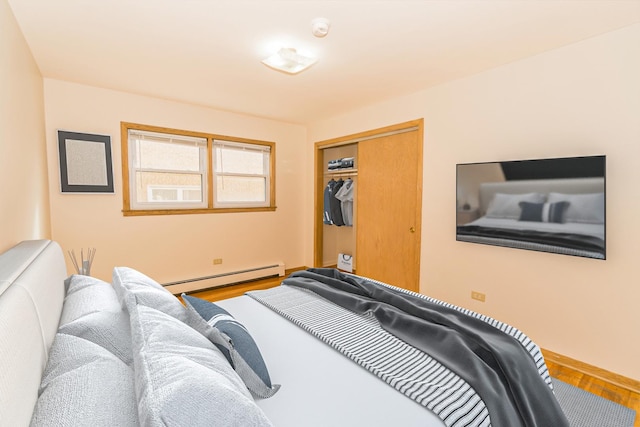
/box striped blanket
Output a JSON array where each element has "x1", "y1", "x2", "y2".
[{"x1": 247, "y1": 269, "x2": 569, "y2": 427}]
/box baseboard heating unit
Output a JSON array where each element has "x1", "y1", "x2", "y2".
[{"x1": 162, "y1": 263, "x2": 285, "y2": 295}]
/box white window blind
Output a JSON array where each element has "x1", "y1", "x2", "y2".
[
  {"x1": 128, "y1": 129, "x2": 208, "y2": 210},
  {"x1": 213, "y1": 140, "x2": 271, "y2": 208}
]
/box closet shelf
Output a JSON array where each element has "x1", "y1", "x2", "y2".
[{"x1": 324, "y1": 168, "x2": 358, "y2": 177}]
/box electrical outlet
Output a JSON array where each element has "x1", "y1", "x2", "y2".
[
  {"x1": 471, "y1": 291, "x2": 486, "y2": 302},
  {"x1": 213, "y1": 258, "x2": 223, "y2": 265}
]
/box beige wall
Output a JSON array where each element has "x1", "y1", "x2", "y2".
[
  {"x1": 307, "y1": 24, "x2": 640, "y2": 380},
  {"x1": 43, "y1": 79, "x2": 308, "y2": 284},
  {"x1": 0, "y1": 0, "x2": 50, "y2": 251}
]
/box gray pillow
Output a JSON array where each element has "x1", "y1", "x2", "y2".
[
  {"x1": 182, "y1": 294, "x2": 280, "y2": 399},
  {"x1": 59, "y1": 274, "x2": 133, "y2": 365},
  {"x1": 128, "y1": 299, "x2": 273, "y2": 427},
  {"x1": 547, "y1": 192, "x2": 605, "y2": 224},
  {"x1": 485, "y1": 192, "x2": 546, "y2": 219},
  {"x1": 30, "y1": 333, "x2": 138, "y2": 427},
  {"x1": 112, "y1": 266, "x2": 186, "y2": 321},
  {"x1": 60, "y1": 275, "x2": 121, "y2": 327},
  {"x1": 518, "y1": 201, "x2": 570, "y2": 223},
  {"x1": 58, "y1": 310, "x2": 133, "y2": 365}
]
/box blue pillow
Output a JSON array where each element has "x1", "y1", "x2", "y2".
[{"x1": 182, "y1": 294, "x2": 280, "y2": 398}]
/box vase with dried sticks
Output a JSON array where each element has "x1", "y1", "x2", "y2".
[{"x1": 68, "y1": 248, "x2": 96, "y2": 276}]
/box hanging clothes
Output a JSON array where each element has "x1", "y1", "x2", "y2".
[
  {"x1": 334, "y1": 178, "x2": 354, "y2": 226},
  {"x1": 323, "y1": 179, "x2": 335, "y2": 224},
  {"x1": 329, "y1": 179, "x2": 345, "y2": 226}
]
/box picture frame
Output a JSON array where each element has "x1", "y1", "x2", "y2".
[{"x1": 57, "y1": 130, "x2": 114, "y2": 193}]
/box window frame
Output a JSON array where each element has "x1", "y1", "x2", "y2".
[{"x1": 121, "y1": 122, "x2": 276, "y2": 216}]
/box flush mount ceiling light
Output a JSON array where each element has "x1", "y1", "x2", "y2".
[{"x1": 261, "y1": 48, "x2": 317, "y2": 75}]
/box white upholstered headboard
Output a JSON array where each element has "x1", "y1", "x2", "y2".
[
  {"x1": 478, "y1": 177, "x2": 605, "y2": 216},
  {"x1": 0, "y1": 240, "x2": 67, "y2": 426}
]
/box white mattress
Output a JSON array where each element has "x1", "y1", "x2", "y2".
[{"x1": 216, "y1": 295, "x2": 445, "y2": 427}]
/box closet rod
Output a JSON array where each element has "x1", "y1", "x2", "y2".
[{"x1": 319, "y1": 126, "x2": 419, "y2": 149}]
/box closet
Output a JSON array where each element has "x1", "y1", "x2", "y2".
[{"x1": 314, "y1": 119, "x2": 423, "y2": 292}]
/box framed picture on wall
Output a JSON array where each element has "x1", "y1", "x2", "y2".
[{"x1": 57, "y1": 130, "x2": 114, "y2": 193}]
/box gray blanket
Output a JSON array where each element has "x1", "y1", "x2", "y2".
[{"x1": 284, "y1": 269, "x2": 569, "y2": 427}]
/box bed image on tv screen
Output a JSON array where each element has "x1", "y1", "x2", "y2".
[{"x1": 456, "y1": 155, "x2": 605, "y2": 260}]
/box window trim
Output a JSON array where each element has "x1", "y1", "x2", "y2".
[{"x1": 121, "y1": 122, "x2": 276, "y2": 216}]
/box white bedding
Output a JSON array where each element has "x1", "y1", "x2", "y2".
[
  {"x1": 217, "y1": 295, "x2": 445, "y2": 427},
  {"x1": 467, "y1": 216, "x2": 604, "y2": 240},
  {"x1": 2, "y1": 240, "x2": 559, "y2": 426}
]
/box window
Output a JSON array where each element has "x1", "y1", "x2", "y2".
[
  {"x1": 127, "y1": 129, "x2": 208, "y2": 210},
  {"x1": 121, "y1": 123, "x2": 275, "y2": 215},
  {"x1": 213, "y1": 140, "x2": 271, "y2": 208}
]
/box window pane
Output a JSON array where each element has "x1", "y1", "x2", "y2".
[
  {"x1": 136, "y1": 140, "x2": 202, "y2": 171},
  {"x1": 136, "y1": 171, "x2": 203, "y2": 203},
  {"x1": 216, "y1": 176, "x2": 266, "y2": 203},
  {"x1": 151, "y1": 188, "x2": 178, "y2": 201},
  {"x1": 215, "y1": 146, "x2": 266, "y2": 174},
  {"x1": 182, "y1": 189, "x2": 202, "y2": 201}
]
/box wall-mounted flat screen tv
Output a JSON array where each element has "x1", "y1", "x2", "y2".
[{"x1": 456, "y1": 155, "x2": 605, "y2": 260}]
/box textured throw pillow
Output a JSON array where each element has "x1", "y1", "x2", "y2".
[
  {"x1": 518, "y1": 201, "x2": 570, "y2": 223},
  {"x1": 128, "y1": 299, "x2": 273, "y2": 427},
  {"x1": 58, "y1": 311, "x2": 133, "y2": 365},
  {"x1": 60, "y1": 275, "x2": 121, "y2": 326},
  {"x1": 112, "y1": 266, "x2": 186, "y2": 322},
  {"x1": 59, "y1": 275, "x2": 133, "y2": 365},
  {"x1": 547, "y1": 192, "x2": 605, "y2": 224},
  {"x1": 485, "y1": 192, "x2": 546, "y2": 219},
  {"x1": 30, "y1": 333, "x2": 138, "y2": 427},
  {"x1": 182, "y1": 294, "x2": 280, "y2": 399}
]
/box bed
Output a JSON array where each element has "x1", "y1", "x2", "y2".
[
  {"x1": 457, "y1": 177, "x2": 605, "y2": 259},
  {"x1": 0, "y1": 239, "x2": 569, "y2": 426}
]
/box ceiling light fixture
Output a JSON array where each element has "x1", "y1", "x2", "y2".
[{"x1": 261, "y1": 48, "x2": 317, "y2": 75}]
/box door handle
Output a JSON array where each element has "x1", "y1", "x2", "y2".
[{"x1": 409, "y1": 227, "x2": 416, "y2": 233}]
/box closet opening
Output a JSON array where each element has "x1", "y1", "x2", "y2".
[{"x1": 313, "y1": 119, "x2": 424, "y2": 292}]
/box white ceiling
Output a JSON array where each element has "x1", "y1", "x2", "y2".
[{"x1": 8, "y1": 0, "x2": 640, "y2": 124}]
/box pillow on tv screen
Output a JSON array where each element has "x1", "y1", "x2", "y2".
[
  {"x1": 182, "y1": 294, "x2": 280, "y2": 399},
  {"x1": 485, "y1": 192, "x2": 546, "y2": 219},
  {"x1": 518, "y1": 201, "x2": 570, "y2": 223},
  {"x1": 547, "y1": 192, "x2": 604, "y2": 224},
  {"x1": 129, "y1": 300, "x2": 273, "y2": 426}
]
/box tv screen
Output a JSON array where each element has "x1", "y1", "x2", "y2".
[{"x1": 456, "y1": 155, "x2": 605, "y2": 260}]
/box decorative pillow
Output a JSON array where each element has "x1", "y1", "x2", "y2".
[
  {"x1": 30, "y1": 333, "x2": 138, "y2": 427},
  {"x1": 128, "y1": 298, "x2": 273, "y2": 427},
  {"x1": 485, "y1": 192, "x2": 546, "y2": 219},
  {"x1": 112, "y1": 266, "x2": 186, "y2": 322},
  {"x1": 60, "y1": 275, "x2": 121, "y2": 327},
  {"x1": 518, "y1": 201, "x2": 570, "y2": 223},
  {"x1": 182, "y1": 294, "x2": 280, "y2": 399},
  {"x1": 547, "y1": 192, "x2": 605, "y2": 224},
  {"x1": 58, "y1": 310, "x2": 133, "y2": 365},
  {"x1": 58, "y1": 274, "x2": 133, "y2": 365}
]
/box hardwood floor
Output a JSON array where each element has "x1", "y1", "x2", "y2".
[
  {"x1": 544, "y1": 350, "x2": 640, "y2": 426},
  {"x1": 187, "y1": 275, "x2": 639, "y2": 425},
  {"x1": 185, "y1": 269, "x2": 295, "y2": 302}
]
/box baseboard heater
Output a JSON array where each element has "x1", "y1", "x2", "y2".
[{"x1": 162, "y1": 263, "x2": 285, "y2": 295}]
